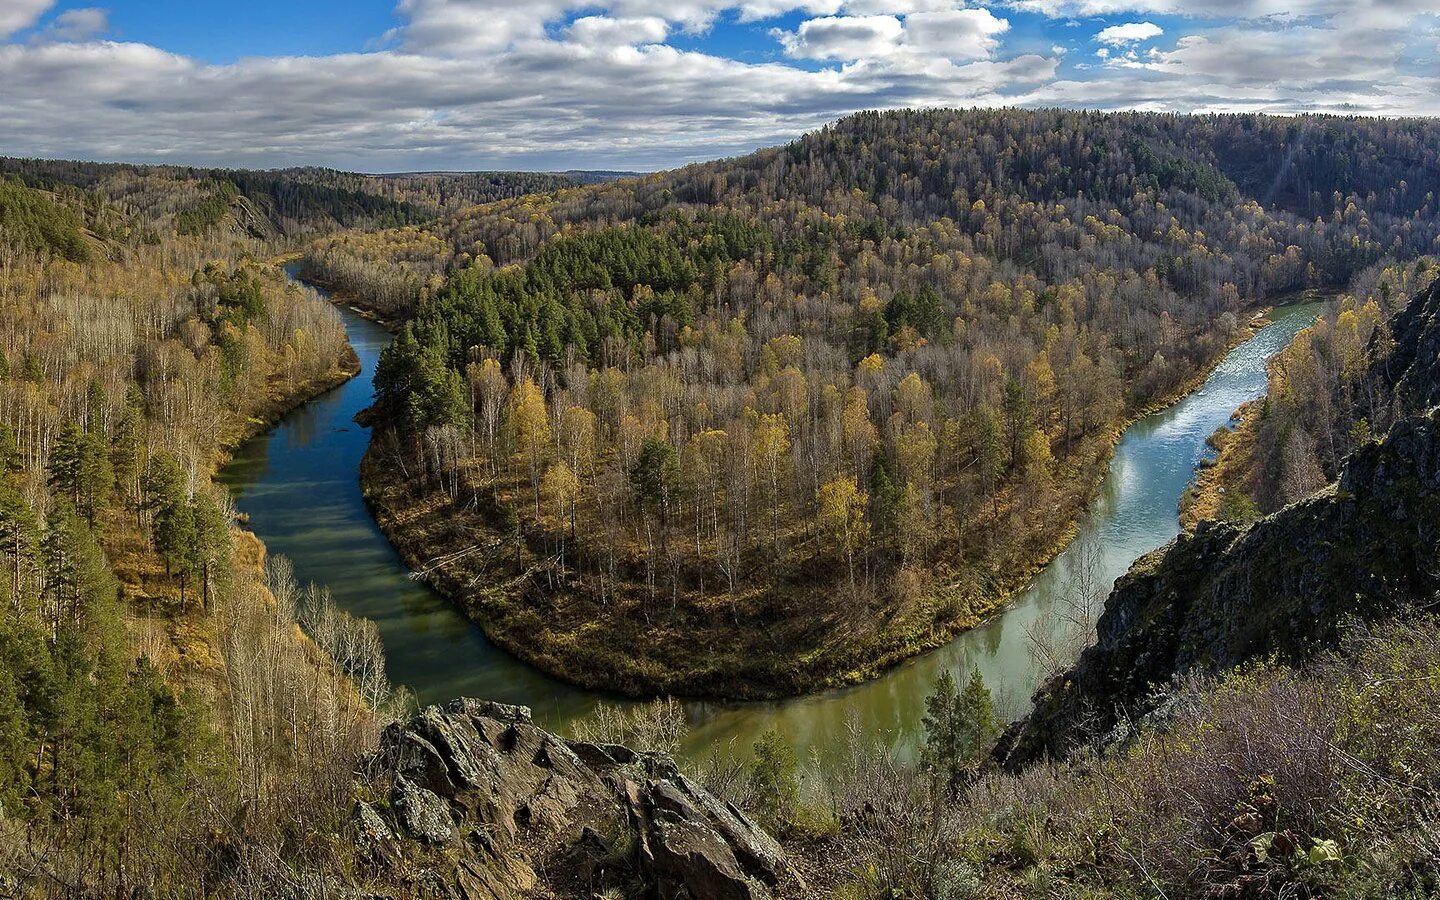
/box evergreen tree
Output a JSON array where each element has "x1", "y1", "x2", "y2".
[
  {"x1": 110, "y1": 390, "x2": 145, "y2": 514},
  {"x1": 0, "y1": 423, "x2": 22, "y2": 476},
  {"x1": 921, "y1": 666, "x2": 999, "y2": 797},
  {"x1": 41, "y1": 502, "x2": 118, "y2": 635},
  {"x1": 47, "y1": 422, "x2": 84, "y2": 505},
  {"x1": 155, "y1": 498, "x2": 198, "y2": 606},
  {"x1": 190, "y1": 492, "x2": 231, "y2": 609},
  {"x1": 76, "y1": 431, "x2": 113, "y2": 525}
]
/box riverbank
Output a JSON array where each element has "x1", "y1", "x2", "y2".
[{"x1": 119, "y1": 280, "x2": 368, "y2": 714}]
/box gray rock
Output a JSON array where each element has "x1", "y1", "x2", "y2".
[
  {"x1": 363, "y1": 703, "x2": 802, "y2": 898},
  {"x1": 353, "y1": 800, "x2": 402, "y2": 867},
  {"x1": 392, "y1": 775, "x2": 455, "y2": 845}
]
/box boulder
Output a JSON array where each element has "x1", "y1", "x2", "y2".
[{"x1": 357, "y1": 702, "x2": 802, "y2": 898}]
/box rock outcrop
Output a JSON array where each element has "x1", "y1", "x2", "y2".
[
  {"x1": 1370, "y1": 272, "x2": 1440, "y2": 421},
  {"x1": 350, "y1": 700, "x2": 801, "y2": 899},
  {"x1": 1000, "y1": 406, "x2": 1440, "y2": 768}
]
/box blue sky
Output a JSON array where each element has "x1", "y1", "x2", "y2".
[{"x1": 1, "y1": 1, "x2": 1437, "y2": 172}]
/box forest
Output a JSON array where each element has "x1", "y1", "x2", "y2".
[
  {"x1": 0, "y1": 166, "x2": 401, "y2": 893},
  {"x1": 338, "y1": 109, "x2": 1440, "y2": 696}
]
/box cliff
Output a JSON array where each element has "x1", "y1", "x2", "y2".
[
  {"x1": 1371, "y1": 272, "x2": 1440, "y2": 422},
  {"x1": 349, "y1": 700, "x2": 802, "y2": 899}
]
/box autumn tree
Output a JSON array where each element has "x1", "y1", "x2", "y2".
[
  {"x1": 816, "y1": 476, "x2": 866, "y2": 590},
  {"x1": 507, "y1": 377, "x2": 552, "y2": 514}
]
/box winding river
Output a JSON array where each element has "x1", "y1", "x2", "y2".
[{"x1": 219, "y1": 271, "x2": 1324, "y2": 763}]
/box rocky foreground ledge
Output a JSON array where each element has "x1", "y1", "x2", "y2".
[{"x1": 350, "y1": 700, "x2": 801, "y2": 899}]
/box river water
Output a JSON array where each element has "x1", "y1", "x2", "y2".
[{"x1": 219, "y1": 273, "x2": 1323, "y2": 763}]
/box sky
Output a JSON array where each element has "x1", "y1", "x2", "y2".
[{"x1": 0, "y1": 0, "x2": 1437, "y2": 173}]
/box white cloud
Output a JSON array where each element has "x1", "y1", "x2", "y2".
[
  {"x1": 31, "y1": 7, "x2": 109, "y2": 43},
  {"x1": 566, "y1": 15, "x2": 670, "y2": 47},
  {"x1": 0, "y1": 0, "x2": 53, "y2": 39},
  {"x1": 904, "y1": 9, "x2": 1009, "y2": 60},
  {"x1": 1095, "y1": 21, "x2": 1161, "y2": 44},
  {"x1": 778, "y1": 7, "x2": 1009, "y2": 62},
  {"x1": 0, "y1": 0, "x2": 1434, "y2": 171},
  {"x1": 842, "y1": 0, "x2": 960, "y2": 12},
  {"x1": 1011, "y1": 0, "x2": 1439, "y2": 18},
  {"x1": 778, "y1": 14, "x2": 904, "y2": 59}
]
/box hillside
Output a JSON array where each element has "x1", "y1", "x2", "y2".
[
  {"x1": 0, "y1": 173, "x2": 395, "y2": 895},
  {"x1": 337, "y1": 108, "x2": 1440, "y2": 697},
  {"x1": 0, "y1": 157, "x2": 586, "y2": 243}
]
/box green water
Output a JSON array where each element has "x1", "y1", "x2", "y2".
[{"x1": 219, "y1": 272, "x2": 1324, "y2": 762}]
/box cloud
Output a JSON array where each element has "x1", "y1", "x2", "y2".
[
  {"x1": 1011, "y1": 0, "x2": 1438, "y2": 18},
  {"x1": 0, "y1": 0, "x2": 1434, "y2": 171},
  {"x1": 1095, "y1": 21, "x2": 1161, "y2": 44},
  {"x1": 31, "y1": 7, "x2": 109, "y2": 43},
  {"x1": 778, "y1": 14, "x2": 904, "y2": 59},
  {"x1": 842, "y1": 0, "x2": 961, "y2": 12},
  {"x1": 904, "y1": 9, "x2": 1009, "y2": 60},
  {"x1": 778, "y1": 8, "x2": 1009, "y2": 62},
  {"x1": 566, "y1": 16, "x2": 670, "y2": 47},
  {"x1": 0, "y1": 0, "x2": 53, "y2": 39}
]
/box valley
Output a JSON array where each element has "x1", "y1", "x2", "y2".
[{"x1": 3, "y1": 105, "x2": 1440, "y2": 898}]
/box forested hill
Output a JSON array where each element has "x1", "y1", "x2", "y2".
[
  {"x1": 0, "y1": 157, "x2": 584, "y2": 242},
  {"x1": 345, "y1": 108, "x2": 1440, "y2": 698},
  {"x1": 312, "y1": 109, "x2": 1440, "y2": 317}
]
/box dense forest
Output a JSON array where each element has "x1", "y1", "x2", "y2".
[
  {"x1": 0, "y1": 170, "x2": 397, "y2": 893},
  {"x1": 342, "y1": 109, "x2": 1440, "y2": 696}
]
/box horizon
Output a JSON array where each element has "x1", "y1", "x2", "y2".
[
  {"x1": 10, "y1": 105, "x2": 1440, "y2": 179},
  {"x1": 2, "y1": 0, "x2": 1437, "y2": 173}
]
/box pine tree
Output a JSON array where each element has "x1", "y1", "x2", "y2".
[
  {"x1": 110, "y1": 389, "x2": 145, "y2": 514},
  {"x1": 47, "y1": 422, "x2": 84, "y2": 506},
  {"x1": 190, "y1": 492, "x2": 231, "y2": 609},
  {"x1": 76, "y1": 431, "x2": 113, "y2": 526},
  {"x1": 921, "y1": 666, "x2": 999, "y2": 797},
  {"x1": 155, "y1": 497, "x2": 198, "y2": 606},
  {"x1": 41, "y1": 502, "x2": 118, "y2": 635},
  {"x1": 0, "y1": 424, "x2": 22, "y2": 476}
]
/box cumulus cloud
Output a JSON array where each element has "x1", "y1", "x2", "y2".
[
  {"x1": 1011, "y1": 0, "x2": 1436, "y2": 18},
  {"x1": 842, "y1": 0, "x2": 961, "y2": 12},
  {"x1": 0, "y1": 0, "x2": 54, "y2": 39},
  {"x1": 1095, "y1": 21, "x2": 1161, "y2": 44},
  {"x1": 31, "y1": 7, "x2": 109, "y2": 43},
  {"x1": 778, "y1": 14, "x2": 904, "y2": 60},
  {"x1": 778, "y1": 8, "x2": 1009, "y2": 62},
  {"x1": 904, "y1": 9, "x2": 1009, "y2": 60},
  {"x1": 566, "y1": 15, "x2": 670, "y2": 47}
]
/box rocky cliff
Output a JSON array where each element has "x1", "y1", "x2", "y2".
[
  {"x1": 1371, "y1": 271, "x2": 1440, "y2": 422},
  {"x1": 1000, "y1": 406, "x2": 1440, "y2": 767},
  {"x1": 348, "y1": 700, "x2": 802, "y2": 899}
]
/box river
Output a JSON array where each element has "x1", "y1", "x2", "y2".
[{"x1": 218, "y1": 271, "x2": 1324, "y2": 763}]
